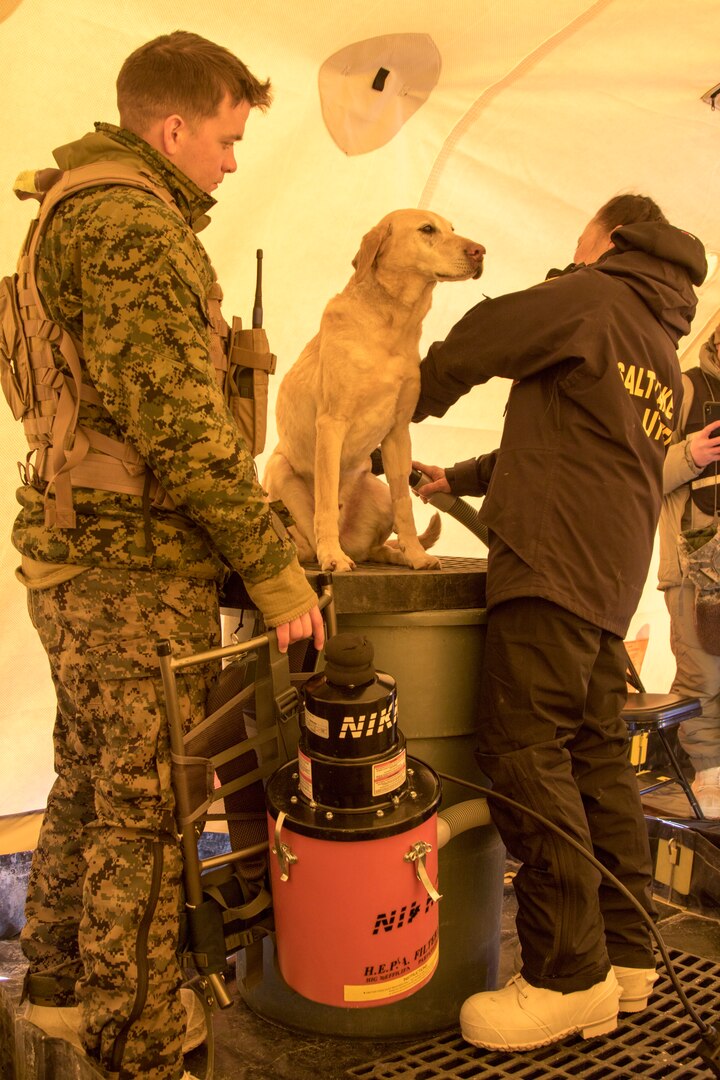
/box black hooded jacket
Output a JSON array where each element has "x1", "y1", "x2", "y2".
[{"x1": 415, "y1": 222, "x2": 707, "y2": 636}]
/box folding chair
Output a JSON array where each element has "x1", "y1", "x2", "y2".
[
  {"x1": 622, "y1": 645, "x2": 705, "y2": 819},
  {"x1": 156, "y1": 576, "x2": 336, "y2": 1025}
]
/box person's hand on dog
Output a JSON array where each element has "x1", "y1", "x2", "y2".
[{"x1": 412, "y1": 460, "x2": 451, "y2": 502}]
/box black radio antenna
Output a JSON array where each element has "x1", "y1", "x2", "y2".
[{"x1": 252, "y1": 249, "x2": 263, "y2": 329}]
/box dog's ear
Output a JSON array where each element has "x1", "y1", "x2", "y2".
[{"x1": 352, "y1": 221, "x2": 392, "y2": 282}]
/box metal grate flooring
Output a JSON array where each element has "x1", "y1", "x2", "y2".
[{"x1": 346, "y1": 949, "x2": 719, "y2": 1079}]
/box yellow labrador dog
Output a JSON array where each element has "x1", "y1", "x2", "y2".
[{"x1": 263, "y1": 209, "x2": 485, "y2": 573}]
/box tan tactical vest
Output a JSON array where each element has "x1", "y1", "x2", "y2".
[{"x1": 0, "y1": 162, "x2": 275, "y2": 528}]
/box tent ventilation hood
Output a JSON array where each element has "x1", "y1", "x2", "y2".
[{"x1": 701, "y1": 82, "x2": 720, "y2": 109}]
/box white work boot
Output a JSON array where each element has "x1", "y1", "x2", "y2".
[
  {"x1": 181, "y1": 986, "x2": 207, "y2": 1053},
  {"x1": 511, "y1": 942, "x2": 656, "y2": 1014},
  {"x1": 460, "y1": 969, "x2": 620, "y2": 1050},
  {"x1": 23, "y1": 1003, "x2": 83, "y2": 1050},
  {"x1": 691, "y1": 766, "x2": 720, "y2": 817},
  {"x1": 613, "y1": 965, "x2": 658, "y2": 1013}
]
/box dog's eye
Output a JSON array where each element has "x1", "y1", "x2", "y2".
[{"x1": 419, "y1": 224, "x2": 436, "y2": 235}]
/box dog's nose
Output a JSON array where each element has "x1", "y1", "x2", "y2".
[{"x1": 469, "y1": 243, "x2": 485, "y2": 279}]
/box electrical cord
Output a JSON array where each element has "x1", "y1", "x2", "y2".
[{"x1": 436, "y1": 770, "x2": 720, "y2": 1074}]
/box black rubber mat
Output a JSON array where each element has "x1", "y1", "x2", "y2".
[{"x1": 346, "y1": 949, "x2": 719, "y2": 1078}]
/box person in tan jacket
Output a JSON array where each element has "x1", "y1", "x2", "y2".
[{"x1": 658, "y1": 326, "x2": 720, "y2": 816}]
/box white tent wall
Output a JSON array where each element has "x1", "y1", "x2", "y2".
[{"x1": 1, "y1": 0, "x2": 719, "y2": 841}]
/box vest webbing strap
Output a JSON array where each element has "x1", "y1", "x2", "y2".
[
  {"x1": 8, "y1": 160, "x2": 260, "y2": 527},
  {"x1": 16, "y1": 162, "x2": 184, "y2": 526}
]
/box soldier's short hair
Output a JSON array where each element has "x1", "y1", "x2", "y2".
[{"x1": 117, "y1": 30, "x2": 272, "y2": 134}]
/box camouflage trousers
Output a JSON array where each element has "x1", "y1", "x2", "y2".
[
  {"x1": 20, "y1": 567, "x2": 221, "y2": 1080},
  {"x1": 666, "y1": 583, "x2": 720, "y2": 772}
]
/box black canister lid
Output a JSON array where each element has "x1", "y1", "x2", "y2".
[
  {"x1": 302, "y1": 633, "x2": 397, "y2": 761},
  {"x1": 323, "y1": 633, "x2": 376, "y2": 688}
]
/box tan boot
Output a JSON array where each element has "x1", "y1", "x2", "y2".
[
  {"x1": 692, "y1": 766, "x2": 720, "y2": 817},
  {"x1": 613, "y1": 965, "x2": 658, "y2": 1013},
  {"x1": 23, "y1": 1003, "x2": 83, "y2": 1050},
  {"x1": 181, "y1": 986, "x2": 208, "y2": 1053},
  {"x1": 25, "y1": 991, "x2": 206, "y2": 1055},
  {"x1": 460, "y1": 969, "x2": 620, "y2": 1050},
  {"x1": 511, "y1": 942, "x2": 657, "y2": 1014}
]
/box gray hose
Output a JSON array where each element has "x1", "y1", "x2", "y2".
[
  {"x1": 438, "y1": 493, "x2": 489, "y2": 546},
  {"x1": 410, "y1": 469, "x2": 489, "y2": 546},
  {"x1": 437, "y1": 797, "x2": 492, "y2": 848}
]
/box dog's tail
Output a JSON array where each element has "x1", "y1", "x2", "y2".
[{"x1": 419, "y1": 511, "x2": 441, "y2": 550}]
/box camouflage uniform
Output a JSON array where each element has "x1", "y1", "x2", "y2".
[
  {"x1": 14, "y1": 124, "x2": 317, "y2": 1079},
  {"x1": 23, "y1": 570, "x2": 218, "y2": 1078}
]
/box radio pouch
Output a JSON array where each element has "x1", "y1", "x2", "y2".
[{"x1": 227, "y1": 319, "x2": 276, "y2": 457}]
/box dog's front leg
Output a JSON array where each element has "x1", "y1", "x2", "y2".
[
  {"x1": 314, "y1": 413, "x2": 356, "y2": 572},
  {"x1": 381, "y1": 426, "x2": 441, "y2": 570}
]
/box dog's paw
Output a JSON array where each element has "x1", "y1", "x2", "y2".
[
  {"x1": 409, "y1": 552, "x2": 442, "y2": 571},
  {"x1": 319, "y1": 549, "x2": 356, "y2": 573}
]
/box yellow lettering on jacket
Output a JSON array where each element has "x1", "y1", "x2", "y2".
[
  {"x1": 618, "y1": 361, "x2": 674, "y2": 442},
  {"x1": 642, "y1": 408, "x2": 673, "y2": 445},
  {"x1": 620, "y1": 364, "x2": 658, "y2": 400}
]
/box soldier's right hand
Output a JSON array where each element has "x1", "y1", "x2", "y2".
[{"x1": 275, "y1": 604, "x2": 325, "y2": 654}]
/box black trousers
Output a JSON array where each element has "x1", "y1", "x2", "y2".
[{"x1": 477, "y1": 597, "x2": 656, "y2": 993}]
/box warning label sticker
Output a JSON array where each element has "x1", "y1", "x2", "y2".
[
  {"x1": 372, "y1": 747, "x2": 406, "y2": 796},
  {"x1": 298, "y1": 748, "x2": 313, "y2": 801},
  {"x1": 344, "y1": 943, "x2": 439, "y2": 1003},
  {"x1": 304, "y1": 708, "x2": 329, "y2": 739}
]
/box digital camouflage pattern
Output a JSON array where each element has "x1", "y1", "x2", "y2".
[
  {"x1": 12, "y1": 123, "x2": 316, "y2": 625},
  {"x1": 14, "y1": 121, "x2": 315, "y2": 1080},
  {"x1": 21, "y1": 568, "x2": 220, "y2": 1079},
  {"x1": 679, "y1": 523, "x2": 720, "y2": 657}
]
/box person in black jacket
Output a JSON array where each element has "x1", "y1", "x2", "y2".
[{"x1": 413, "y1": 194, "x2": 706, "y2": 1052}]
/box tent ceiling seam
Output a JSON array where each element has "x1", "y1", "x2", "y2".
[{"x1": 418, "y1": 0, "x2": 617, "y2": 209}]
